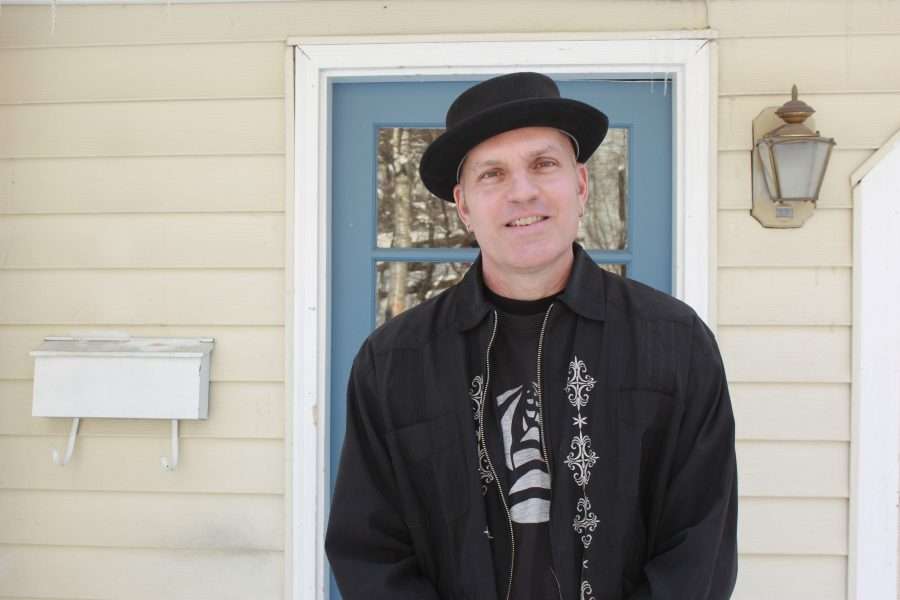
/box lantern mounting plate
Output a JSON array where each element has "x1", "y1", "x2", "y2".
[{"x1": 751, "y1": 107, "x2": 817, "y2": 228}]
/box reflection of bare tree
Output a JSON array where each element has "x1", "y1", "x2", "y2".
[
  {"x1": 376, "y1": 262, "x2": 470, "y2": 327},
  {"x1": 378, "y1": 128, "x2": 474, "y2": 251},
  {"x1": 375, "y1": 126, "x2": 629, "y2": 324},
  {"x1": 377, "y1": 127, "x2": 477, "y2": 322},
  {"x1": 578, "y1": 129, "x2": 628, "y2": 250}
]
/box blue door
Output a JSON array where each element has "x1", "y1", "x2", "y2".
[{"x1": 328, "y1": 77, "x2": 672, "y2": 598}]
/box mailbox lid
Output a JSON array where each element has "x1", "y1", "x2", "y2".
[{"x1": 31, "y1": 336, "x2": 214, "y2": 358}]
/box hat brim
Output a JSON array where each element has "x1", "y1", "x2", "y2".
[{"x1": 419, "y1": 97, "x2": 609, "y2": 202}]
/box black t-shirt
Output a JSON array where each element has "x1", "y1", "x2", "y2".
[{"x1": 484, "y1": 289, "x2": 560, "y2": 600}]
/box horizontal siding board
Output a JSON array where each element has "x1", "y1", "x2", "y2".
[
  {"x1": 0, "y1": 437, "x2": 283, "y2": 493},
  {"x1": 718, "y1": 268, "x2": 851, "y2": 326},
  {"x1": 0, "y1": 43, "x2": 283, "y2": 104},
  {"x1": 737, "y1": 440, "x2": 848, "y2": 498},
  {"x1": 0, "y1": 545, "x2": 282, "y2": 600},
  {"x1": 734, "y1": 555, "x2": 845, "y2": 600},
  {"x1": 0, "y1": 325, "x2": 284, "y2": 382},
  {"x1": 0, "y1": 270, "x2": 284, "y2": 325},
  {"x1": 716, "y1": 150, "x2": 752, "y2": 211},
  {"x1": 0, "y1": 214, "x2": 284, "y2": 268},
  {"x1": 718, "y1": 92, "x2": 900, "y2": 151},
  {"x1": 731, "y1": 382, "x2": 849, "y2": 442},
  {"x1": 718, "y1": 325, "x2": 850, "y2": 383},
  {"x1": 0, "y1": 489, "x2": 283, "y2": 550},
  {"x1": 718, "y1": 148, "x2": 867, "y2": 210},
  {"x1": 739, "y1": 497, "x2": 847, "y2": 554},
  {"x1": 0, "y1": 380, "x2": 284, "y2": 439},
  {"x1": 711, "y1": 1, "x2": 900, "y2": 36},
  {"x1": 0, "y1": 2, "x2": 706, "y2": 46},
  {"x1": 0, "y1": 99, "x2": 283, "y2": 158},
  {"x1": 0, "y1": 155, "x2": 284, "y2": 215},
  {"x1": 718, "y1": 209, "x2": 851, "y2": 267},
  {"x1": 719, "y1": 35, "x2": 900, "y2": 95}
]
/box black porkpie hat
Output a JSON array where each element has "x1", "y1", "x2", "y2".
[{"x1": 419, "y1": 72, "x2": 609, "y2": 202}]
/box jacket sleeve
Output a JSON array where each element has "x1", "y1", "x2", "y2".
[
  {"x1": 324, "y1": 341, "x2": 442, "y2": 600},
  {"x1": 627, "y1": 316, "x2": 739, "y2": 600}
]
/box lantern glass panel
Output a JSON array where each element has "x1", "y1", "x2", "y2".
[
  {"x1": 771, "y1": 138, "x2": 832, "y2": 200},
  {"x1": 756, "y1": 140, "x2": 780, "y2": 198}
]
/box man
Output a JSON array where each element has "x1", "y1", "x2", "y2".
[{"x1": 326, "y1": 72, "x2": 738, "y2": 600}]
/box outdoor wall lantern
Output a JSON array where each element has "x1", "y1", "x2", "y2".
[{"x1": 751, "y1": 84, "x2": 836, "y2": 228}]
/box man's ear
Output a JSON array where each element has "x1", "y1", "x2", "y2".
[
  {"x1": 576, "y1": 163, "x2": 589, "y2": 212},
  {"x1": 453, "y1": 184, "x2": 470, "y2": 227}
]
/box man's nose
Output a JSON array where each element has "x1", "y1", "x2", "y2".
[{"x1": 504, "y1": 168, "x2": 539, "y2": 203}]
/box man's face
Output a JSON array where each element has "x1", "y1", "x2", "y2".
[{"x1": 453, "y1": 127, "x2": 588, "y2": 284}]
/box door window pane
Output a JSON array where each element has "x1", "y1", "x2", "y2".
[
  {"x1": 376, "y1": 127, "x2": 628, "y2": 251},
  {"x1": 376, "y1": 128, "x2": 475, "y2": 249},
  {"x1": 579, "y1": 128, "x2": 629, "y2": 250},
  {"x1": 375, "y1": 261, "x2": 470, "y2": 326}
]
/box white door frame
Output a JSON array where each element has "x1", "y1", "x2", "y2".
[
  {"x1": 287, "y1": 32, "x2": 717, "y2": 599},
  {"x1": 848, "y1": 130, "x2": 900, "y2": 600}
]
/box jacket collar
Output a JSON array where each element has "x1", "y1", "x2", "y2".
[{"x1": 453, "y1": 242, "x2": 607, "y2": 331}]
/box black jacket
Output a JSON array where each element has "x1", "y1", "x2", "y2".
[{"x1": 326, "y1": 244, "x2": 738, "y2": 600}]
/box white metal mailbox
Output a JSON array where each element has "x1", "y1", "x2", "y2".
[{"x1": 30, "y1": 334, "x2": 214, "y2": 470}]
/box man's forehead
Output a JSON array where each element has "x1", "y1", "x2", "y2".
[{"x1": 467, "y1": 127, "x2": 574, "y2": 164}]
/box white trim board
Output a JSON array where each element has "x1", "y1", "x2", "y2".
[
  {"x1": 849, "y1": 129, "x2": 900, "y2": 600},
  {"x1": 289, "y1": 33, "x2": 716, "y2": 600}
]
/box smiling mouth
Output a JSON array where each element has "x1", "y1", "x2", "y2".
[{"x1": 506, "y1": 215, "x2": 548, "y2": 227}]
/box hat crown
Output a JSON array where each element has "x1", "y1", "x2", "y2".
[{"x1": 446, "y1": 72, "x2": 561, "y2": 128}]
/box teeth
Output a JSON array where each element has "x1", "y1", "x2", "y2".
[{"x1": 509, "y1": 215, "x2": 545, "y2": 227}]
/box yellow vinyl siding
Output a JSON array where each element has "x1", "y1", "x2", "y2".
[
  {"x1": 0, "y1": 546, "x2": 283, "y2": 599},
  {"x1": 0, "y1": 155, "x2": 285, "y2": 215},
  {"x1": 720, "y1": 326, "x2": 851, "y2": 383},
  {"x1": 0, "y1": 99, "x2": 284, "y2": 157},
  {"x1": 738, "y1": 441, "x2": 848, "y2": 497},
  {"x1": 718, "y1": 35, "x2": 900, "y2": 95},
  {"x1": 741, "y1": 497, "x2": 848, "y2": 554},
  {"x1": 710, "y1": 2, "x2": 900, "y2": 36},
  {"x1": 0, "y1": 490, "x2": 283, "y2": 549},
  {"x1": 0, "y1": 43, "x2": 283, "y2": 103},
  {"x1": 0, "y1": 27, "x2": 284, "y2": 592},
  {"x1": 0, "y1": 271, "x2": 284, "y2": 324},
  {"x1": 711, "y1": 4, "x2": 887, "y2": 596},
  {"x1": 731, "y1": 382, "x2": 850, "y2": 441},
  {"x1": 718, "y1": 268, "x2": 851, "y2": 326},
  {"x1": 0, "y1": 214, "x2": 284, "y2": 267},
  {"x1": 0, "y1": 437, "x2": 284, "y2": 493},
  {"x1": 719, "y1": 209, "x2": 852, "y2": 267},
  {"x1": 0, "y1": 2, "x2": 708, "y2": 46},
  {"x1": 741, "y1": 555, "x2": 846, "y2": 600}
]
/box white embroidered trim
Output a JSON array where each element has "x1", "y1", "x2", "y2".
[
  {"x1": 565, "y1": 356, "x2": 599, "y2": 550},
  {"x1": 469, "y1": 375, "x2": 494, "y2": 495},
  {"x1": 580, "y1": 578, "x2": 596, "y2": 600}
]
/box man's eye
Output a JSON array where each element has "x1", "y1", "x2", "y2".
[
  {"x1": 479, "y1": 169, "x2": 500, "y2": 181},
  {"x1": 535, "y1": 159, "x2": 558, "y2": 169}
]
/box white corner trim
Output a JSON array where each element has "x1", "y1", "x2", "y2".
[
  {"x1": 851, "y1": 128, "x2": 900, "y2": 187},
  {"x1": 849, "y1": 133, "x2": 900, "y2": 600},
  {"x1": 289, "y1": 34, "x2": 716, "y2": 600}
]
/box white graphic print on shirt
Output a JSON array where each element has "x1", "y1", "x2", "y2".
[{"x1": 495, "y1": 382, "x2": 551, "y2": 524}]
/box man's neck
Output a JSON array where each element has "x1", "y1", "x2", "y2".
[{"x1": 481, "y1": 250, "x2": 574, "y2": 301}]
